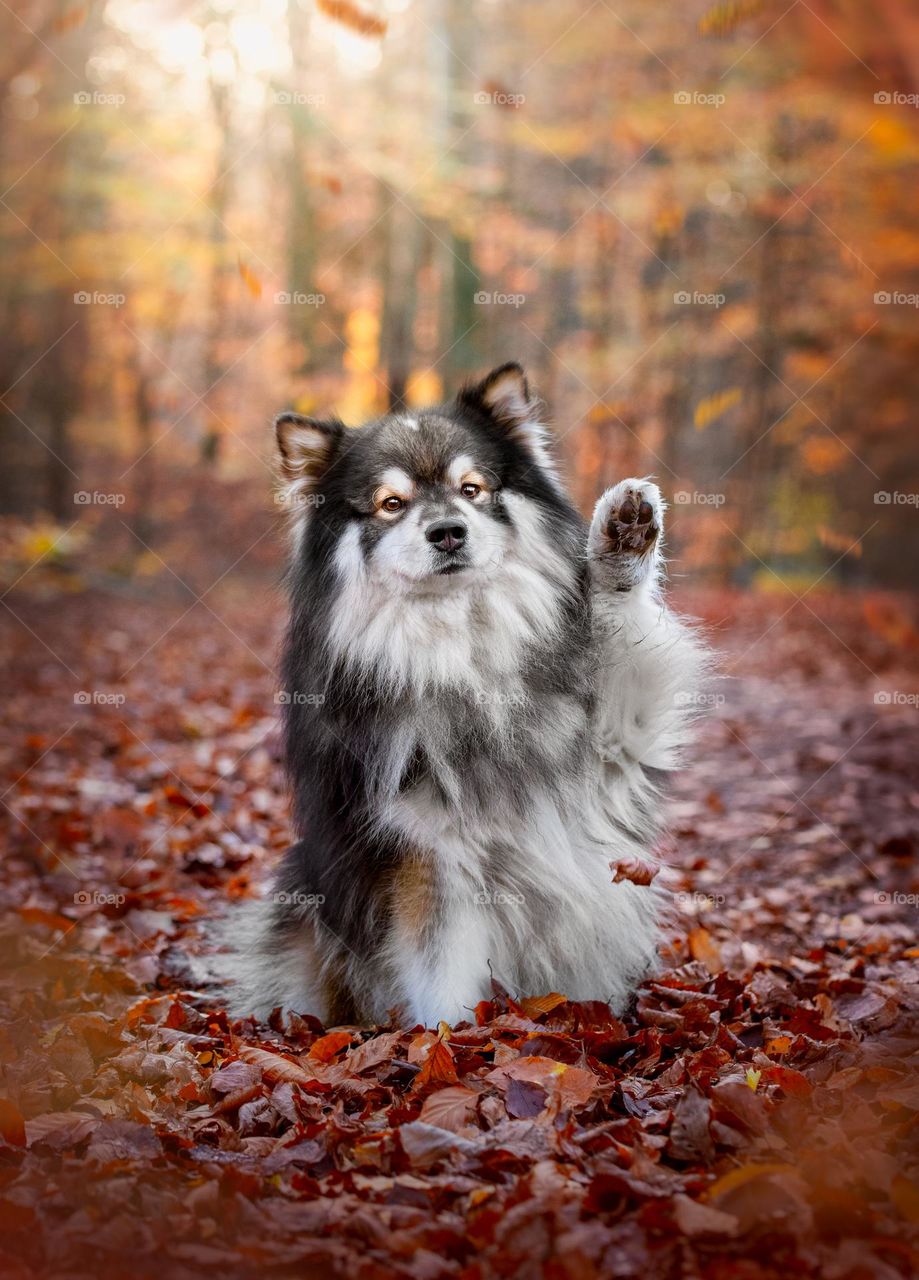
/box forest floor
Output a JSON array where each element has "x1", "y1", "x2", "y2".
[{"x1": 0, "y1": 582, "x2": 917, "y2": 1279}]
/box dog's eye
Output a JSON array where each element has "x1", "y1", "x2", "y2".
[
  {"x1": 460, "y1": 482, "x2": 481, "y2": 500},
  {"x1": 381, "y1": 495, "x2": 405, "y2": 513}
]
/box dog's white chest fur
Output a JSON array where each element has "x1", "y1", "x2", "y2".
[{"x1": 383, "y1": 771, "x2": 660, "y2": 1028}]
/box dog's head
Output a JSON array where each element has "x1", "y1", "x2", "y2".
[{"x1": 276, "y1": 363, "x2": 574, "y2": 597}]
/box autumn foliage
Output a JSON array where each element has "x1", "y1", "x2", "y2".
[
  {"x1": 1, "y1": 588, "x2": 918, "y2": 1276},
  {"x1": 1, "y1": 0, "x2": 918, "y2": 1274}
]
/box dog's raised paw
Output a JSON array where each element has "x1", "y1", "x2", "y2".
[
  {"x1": 593, "y1": 480, "x2": 662, "y2": 552},
  {"x1": 606, "y1": 487, "x2": 659, "y2": 555},
  {"x1": 588, "y1": 480, "x2": 664, "y2": 587}
]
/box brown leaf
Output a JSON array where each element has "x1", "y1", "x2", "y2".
[
  {"x1": 668, "y1": 1085, "x2": 715, "y2": 1162},
  {"x1": 610, "y1": 856, "x2": 658, "y2": 887},
  {"x1": 489, "y1": 1056, "x2": 597, "y2": 1109},
  {"x1": 672, "y1": 1193, "x2": 740, "y2": 1237},
  {"x1": 418, "y1": 1085, "x2": 477, "y2": 1132},
  {"x1": 238, "y1": 1045, "x2": 314, "y2": 1086},
  {"x1": 398, "y1": 1121, "x2": 476, "y2": 1168},
  {"x1": 505, "y1": 1077, "x2": 548, "y2": 1118},
  {"x1": 24, "y1": 1111, "x2": 96, "y2": 1150},
  {"x1": 344, "y1": 1030, "x2": 404, "y2": 1074}
]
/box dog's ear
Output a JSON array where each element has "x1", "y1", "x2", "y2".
[
  {"x1": 457, "y1": 363, "x2": 557, "y2": 476},
  {"x1": 275, "y1": 412, "x2": 343, "y2": 497}
]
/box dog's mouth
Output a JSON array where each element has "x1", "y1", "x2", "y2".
[{"x1": 437, "y1": 562, "x2": 467, "y2": 576}]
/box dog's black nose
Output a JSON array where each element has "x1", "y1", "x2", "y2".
[{"x1": 425, "y1": 519, "x2": 467, "y2": 553}]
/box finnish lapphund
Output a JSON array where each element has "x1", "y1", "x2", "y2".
[{"x1": 226, "y1": 363, "x2": 707, "y2": 1027}]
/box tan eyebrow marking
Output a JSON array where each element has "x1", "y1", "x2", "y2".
[{"x1": 373, "y1": 467, "x2": 415, "y2": 515}]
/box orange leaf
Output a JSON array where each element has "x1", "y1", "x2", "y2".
[
  {"x1": 519, "y1": 992, "x2": 567, "y2": 1019},
  {"x1": 703, "y1": 1162, "x2": 797, "y2": 1202},
  {"x1": 412, "y1": 1035, "x2": 459, "y2": 1091},
  {"x1": 0, "y1": 1100, "x2": 26, "y2": 1147},
  {"x1": 759, "y1": 1065, "x2": 812, "y2": 1098},
  {"x1": 307, "y1": 1031, "x2": 352, "y2": 1062},
  {"x1": 891, "y1": 1174, "x2": 919, "y2": 1224},
  {"x1": 863, "y1": 597, "x2": 919, "y2": 648},
  {"x1": 688, "y1": 927, "x2": 723, "y2": 974},
  {"x1": 316, "y1": 0, "x2": 387, "y2": 38},
  {"x1": 17, "y1": 907, "x2": 74, "y2": 933},
  {"x1": 237, "y1": 258, "x2": 263, "y2": 300}
]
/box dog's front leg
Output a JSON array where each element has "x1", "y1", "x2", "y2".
[
  {"x1": 587, "y1": 480, "x2": 707, "y2": 818},
  {"x1": 388, "y1": 859, "x2": 496, "y2": 1029}
]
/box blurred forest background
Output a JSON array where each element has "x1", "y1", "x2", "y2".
[{"x1": 1, "y1": 0, "x2": 918, "y2": 598}]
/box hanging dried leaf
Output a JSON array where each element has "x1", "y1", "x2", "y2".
[
  {"x1": 693, "y1": 388, "x2": 742, "y2": 431},
  {"x1": 316, "y1": 0, "x2": 387, "y2": 39},
  {"x1": 237, "y1": 258, "x2": 263, "y2": 299}
]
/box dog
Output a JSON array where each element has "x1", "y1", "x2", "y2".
[{"x1": 226, "y1": 362, "x2": 707, "y2": 1027}]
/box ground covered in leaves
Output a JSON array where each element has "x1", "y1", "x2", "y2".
[{"x1": 0, "y1": 583, "x2": 917, "y2": 1278}]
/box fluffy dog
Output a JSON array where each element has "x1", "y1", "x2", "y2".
[{"x1": 227, "y1": 363, "x2": 707, "y2": 1027}]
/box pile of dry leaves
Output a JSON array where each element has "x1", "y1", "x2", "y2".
[{"x1": 0, "y1": 586, "x2": 916, "y2": 1278}]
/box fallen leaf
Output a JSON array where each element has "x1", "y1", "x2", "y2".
[
  {"x1": 689, "y1": 927, "x2": 723, "y2": 974},
  {"x1": 419, "y1": 1086, "x2": 477, "y2": 1132},
  {"x1": 308, "y1": 1031, "x2": 353, "y2": 1062}
]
